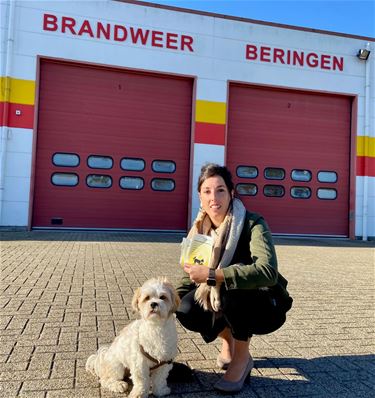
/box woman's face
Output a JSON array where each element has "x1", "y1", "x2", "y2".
[{"x1": 199, "y1": 175, "x2": 233, "y2": 227}]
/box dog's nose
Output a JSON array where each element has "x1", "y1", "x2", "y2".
[{"x1": 150, "y1": 302, "x2": 158, "y2": 309}]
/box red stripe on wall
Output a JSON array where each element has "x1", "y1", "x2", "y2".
[
  {"x1": 195, "y1": 122, "x2": 225, "y2": 145},
  {"x1": 356, "y1": 156, "x2": 375, "y2": 177},
  {"x1": 0, "y1": 102, "x2": 34, "y2": 128}
]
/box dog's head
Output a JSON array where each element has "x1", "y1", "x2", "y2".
[{"x1": 131, "y1": 277, "x2": 180, "y2": 322}]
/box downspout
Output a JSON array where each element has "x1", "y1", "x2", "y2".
[
  {"x1": 0, "y1": 0, "x2": 16, "y2": 224},
  {"x1": 362, "y1": 42, "x2": 372, "y2": 241}
]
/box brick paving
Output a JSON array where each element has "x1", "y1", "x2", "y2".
[{"x1": 0, "y1": 231, "x2": 374, "y2": 398}]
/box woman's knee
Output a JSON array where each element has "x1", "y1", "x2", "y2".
[
  {"x1": 220, "y1": 289, "x2": 248, "y2": 314},
  {"x1": 176, "y1": 291, "x2": 209, "y2": 330},
  {"x1": 176, "y1": 292, "x2": 196, "y2": 328}
]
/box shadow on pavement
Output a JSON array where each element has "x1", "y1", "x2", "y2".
[{"x1": 168, "y1": 354, "x2": 375, "y2": 397}]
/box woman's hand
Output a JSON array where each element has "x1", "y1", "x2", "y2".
[{"x1": 183, "y1": 264, "x2": 209, "y2": 284}]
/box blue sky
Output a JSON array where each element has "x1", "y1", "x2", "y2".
[{"x1": 143, "y1": 0, "x2": 375, "y2": 38}]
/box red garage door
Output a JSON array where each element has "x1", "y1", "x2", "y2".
[
  {"x1": 32, "y1": 60, "x2": 193, "y2": 230},
  {"x1": 227, "y1": 84, "x2": 351, "y2": 236}
]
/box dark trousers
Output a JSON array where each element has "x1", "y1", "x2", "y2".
[{"x1": 176, "y1": 287, "x2": 287, "y2": 342}]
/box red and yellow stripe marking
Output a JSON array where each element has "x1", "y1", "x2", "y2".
[
  {"x1": 1, "y1": 78, "x2": 373, "y2": 177},
  {"x1": 0, "y1": 77, "x2": 35, "y2": 128},
  {"x1": 195, "y1": 100, "x2": 226, "y2": 145},
  {"x1": 356, "y1": 136, "x2": 375, "y2": 177}
]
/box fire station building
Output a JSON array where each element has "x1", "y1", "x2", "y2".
[{"x1": 1, "y1": 0, "x2": 374, "y2": 238}]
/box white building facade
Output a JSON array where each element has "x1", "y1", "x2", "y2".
[{"x1": 1, "y1": 0, "x2": 374, "y2": 238}]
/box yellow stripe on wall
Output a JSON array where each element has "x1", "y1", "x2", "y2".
[
  {"x1": 195, "y1": 100, "x2": 226, "y2": 124},
  {"x1": 357, "y1": 136, "x2": 375, "y2": 158},
  {"x1": 0, "y1": 77, "x2": 35, "y2": 105}
]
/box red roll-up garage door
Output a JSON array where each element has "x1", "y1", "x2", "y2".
[
  {"x1": 227, "y1": 84, "x2": 352, "y2": 236},
  {"x1": 32, "y1": 60, "x2": 193, "y2": 230}
]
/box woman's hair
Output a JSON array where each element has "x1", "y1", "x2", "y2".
[{"x1": 197, "y1": 163, "x2": 234, "y2": 193}]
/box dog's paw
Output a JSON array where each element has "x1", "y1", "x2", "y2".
[
  {"x1": 128, "y1": 389, "x2": 148, "y2": 398},
  {"x1": 153, "y1": 385, "x2": 171, "y2": 397},
  {"x1": 85, "y1": 354, "x2": 97, "y2": 376},
  {"x1": 103, "y1": 380, "x2": 129, "y2": 393}
]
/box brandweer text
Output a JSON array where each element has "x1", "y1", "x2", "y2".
[{"x1": 43, "y1": 14, "x2": 194, "y2": 52}]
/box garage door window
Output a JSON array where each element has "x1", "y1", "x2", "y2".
[
  {"x1": 152, "y1": 160, "x2": 176, "y2": 173},
  {"x1": 87, "y1": 155, "x2": 113, "y2": 169},
  {"x1": 151, "y1": 178, "x2": 175, "y2": 191},
  {"x1": 120, "y1": 176, "x2": 144, "y2": 190},
  {"x1": 236, "y1": 166, "x2": 258, "y2": 179},
  {"x1": 236, "y1": 183, "x2": 257, "y2": 196},
  {"x1": 317, "y1": 188, "x2": 337, "y2": 200},
  {"x1": 52, "y1": 153, "x2": 80, "y2": 167},
  {"x1": 291, "y1": 169, "x2": 312, "y2": 182},
  {"x1": 264, "y1": 185, "x2": 285, "y2": 197},
  {"x1": 291, "y1": 186, "x2": 311, "y2": 199},
  {"x1": 51, "y1": 173, "x2": 79, "y2": 186},
  {"x1": 86, "y1": 174, "x2": 112, "y2": 188},
  {"x1": 264, "y1": 168, "x2": 285, "y2": 180},
  {"x1": 318, "y1": 171, "x2": 338, "y2": 183},
  {"x1": 121, "y1": 158, "x2": 145, "y2": 171}
]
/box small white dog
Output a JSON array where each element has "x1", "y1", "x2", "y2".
[{"x1": 86, "y1": 277, "x2": 180, "y2": 397}]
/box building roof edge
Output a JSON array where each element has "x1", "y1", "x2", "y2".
[{"x1": 115, "y1": 0, "x2": 375, "y2": 42}]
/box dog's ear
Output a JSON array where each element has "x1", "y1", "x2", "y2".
[
  {"x1": 131, "y1": 287, "x2": 141, "y2": 313},
  {"x1": 164, "y1": 281, "x2": 180, "y2": 314},
  {"x1": 172, "y1": 290, "x2": 181, "y2": 314}
]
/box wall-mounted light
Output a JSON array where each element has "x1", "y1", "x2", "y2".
[{"x1": 357, "y1": 43, "x2": 371, "y2": 61}]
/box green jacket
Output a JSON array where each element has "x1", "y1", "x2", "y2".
[{"x1": 177, "y1": 211, "x2": 291, "y2": 304}]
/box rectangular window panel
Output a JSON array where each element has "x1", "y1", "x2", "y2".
[
  {"x1": 120, "y1": 176, "x2": 144, "y2": 190},
  {"x1": 236, "y1": 166, "x2": 258, "y2": 179},
  {"x1": 318, "y1": 171, "x2": 338, "y2": 183},
  {"x1": 236, "y1": 183, "x2": 257, "y2": 196},
  {"x1": 317, "y1": 188, "x2": 337, "y2": 200},
  {"x1": 152, "y1": 160, "x2": 176, "y2": 173},
  {"x1": 87, "y1": 155, "x2": 113, "y2": 169},
  {"x1": 121, "y1": 158, "x2": 145, "y2": 171},
  {"x1": 52, "y1": 153, "x2": 79, "y2": 167},
  {"x1": 86, "y1": 174, "x2": 112, "y2": 188},
  {"x1": 291, "y1": 186, "x2": 311, "y2": 199},
  {"x1": 151, "y1": 178, "x2": 175, "y2": 191},
  {"x1": 263, "y1": 184, "x2": 285, "y2": 197},
  {"x1": 291, "y1": 169, "x2": 312, "y2": 182},
  {"x1": 51, "y1": 173, "x2": 78, "y2": 186},
  {"x1": 264, "y1": 168, "x2": 285, "y2": 180}
]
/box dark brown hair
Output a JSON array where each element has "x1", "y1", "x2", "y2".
[{"x1": 197, "y1": 163, "x2": 234, "y2": 193}]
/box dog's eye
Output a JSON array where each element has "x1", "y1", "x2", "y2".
[
  {"x1": 144, "y1": 295, "x2": 150, "y2": 301},
  {"x1": 160, "y1": 295, "x2": 167, "y2": 300}
]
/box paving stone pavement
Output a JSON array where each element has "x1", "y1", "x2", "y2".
[{"x1": 0, "y1": 231, "x2": 374, "y2": 398}]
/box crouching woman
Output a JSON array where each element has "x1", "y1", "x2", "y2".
[{"x1": 175, "y1": 163, "x2": 293, "y2": 393}]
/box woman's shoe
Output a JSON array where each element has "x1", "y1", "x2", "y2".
[
  {"x1": 214, "y1": 358, "x2": 254, "y2": 393},
  {"x1": 216, "y1": 355, "x2": 231, "y2": 370}
]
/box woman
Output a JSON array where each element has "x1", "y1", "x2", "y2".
[{"x1": 176, "y1": 163, "x2": 292, "y2": 393}]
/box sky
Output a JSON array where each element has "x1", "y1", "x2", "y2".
[{"x1": 142, "y1": 0, "x2": 375, "y2": 38}]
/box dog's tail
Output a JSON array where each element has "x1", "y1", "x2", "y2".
[{"x1": 85, "y1": 346, "x2": 109, "y2": 377}]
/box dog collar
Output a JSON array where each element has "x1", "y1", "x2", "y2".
[{"x1": 139, "y1": 344, "x2": 173, "y2": 371}]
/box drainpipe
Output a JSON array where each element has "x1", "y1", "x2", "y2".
[
  {"x1": 0, "y1": 0, "x2": 16, "y2": 224},
  {"x1": 362, "y1": 42, "x2": 372, "y2": 241}
]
